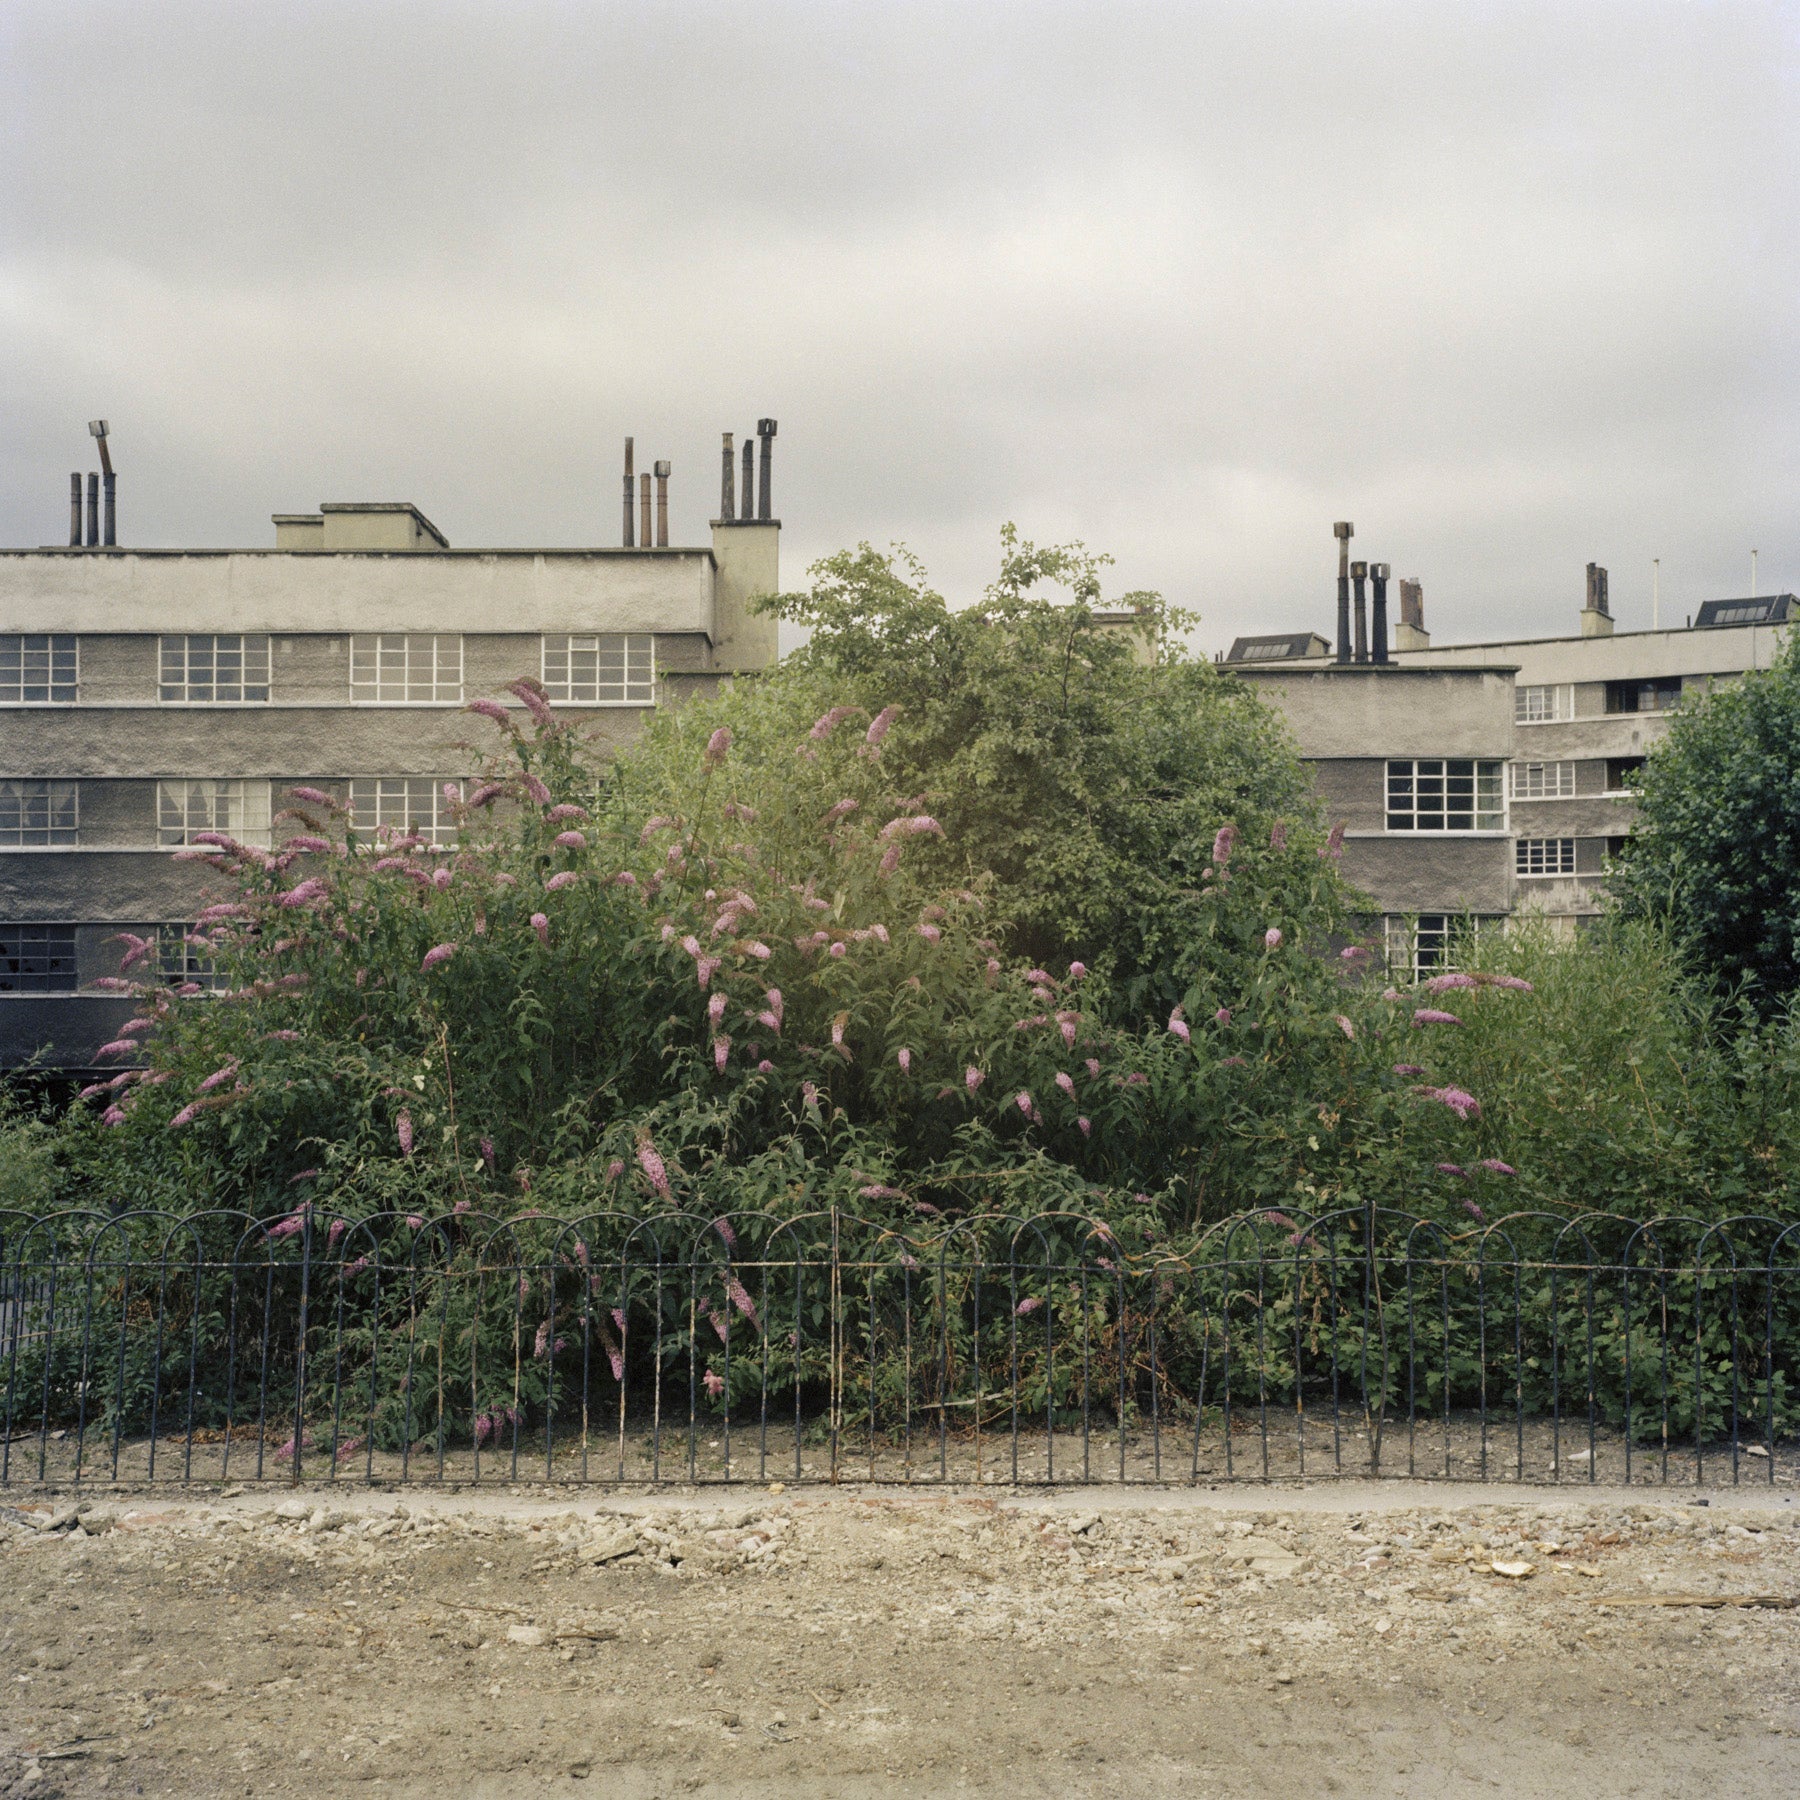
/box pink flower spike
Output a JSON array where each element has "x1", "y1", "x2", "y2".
[
  {"x1": 1077, "y1": 1116, "x2": 1091, "y2": 1136},
  {"x1": 1412, "y1": 1008, "x2": 1463, "y2": 1026},
  {"x1": 1084, "y1": 1057, "x2": 1100, "y2": 1076},
  {"x1": 865, "y1": 704, "x2": 898, "y2": 746},
  {"x1": 1340, "y1": 945, "x2": 1369, "y2": 962},
  {"x1": 102, "y1": 1105, "x2": 127, "y2": 1127},
  {"x1": 964, "y1": 1066, "x2": 983, "y2": 1092},
  {"x1": 1486, "y1": 974, "x2": 1534, "y2": 992},
  {"x1": 421, "y1": 942, "x2": 458, "y2": 973},
  {"x1": 1320, "y1": 822, "x2": 1346, "y2": 859},
  {"x1": 1419, "y1": 1085, "x2": 1481, "y2": 1120},
  {"x1": 1263, "y1": 927, "x2": 1283, "y2": 950},
  {"x1": 635, "y1": 1134, "x2": 672, "y2": 1200},
  {"x1": 1015, "y1": 1091, "x2": 1034, "y2": 1117},
  {"x1": 916, "y1": 924, "x2": 941, "y2": 945},
  {"x1": 288, "y1": 786, "x2": 338, "y2": 809},
  {"x1": 545, "y1": 871, "x2": 578, "y2": 891},
  {"x1": 167, "y1": 1103, "x2": 201, "y2": 1129},
  {"x1": 522, "y1": 773, "x2": 552, "y2": 807},
  {"x1": 605, "y1": 1158, "x2": 624, "y2": 1183},
  {"x1": 1463, "y1": 1198, "x2": 1486, "y2": 1220},
  {"x1": 553, "y1": 829, "x2": 586, "y2": 850},
  {"x1": 1167, "y1": 1009, "x2": 1190, "y2": 1043},
  {"x1": 808, "y1": 704, "x2": 858, "y2": 740},
  {"x1": 467, "y1": 781, "x2": 505, "y2": 809},
  {"x1": 504, "y1": 677, "x2": 555, "y2": 725},
  {"x1": 713, "y1": 1035, "x2": 731, "y2": 1073},
  {"x1": 1333, "y1": 1015, "x2": 1355, "y2": 1040},
  {"x1": 897, "y1": 1047, "x2": 912, "y2": 1073},
  {"x1": 1214, "y1": 1007, "x2": 1231, "y2": 1027},
  {"x1": 878, "y1": 844, "x2": 902, "y2": 878},
  {"x1": 1211, "y1": 824, "x2": 1236, "y2": 866},
  {"x1": 705, "y1": 727, "x2": 733, "y2": 764},
  {"x1": 1055, "y1": 1071, "x2": 1075, "y2": 1095},
  {"x1": 1068, "y1": 961, "x2": 1087, "y2": 979},
  {"x1": 396, "y1": 1110, "x2": 414, "y2": 1155},
  {"x1": 1425, "y1": 972, "x2": 1478, "y2": 992},
  {"x1": 1269, "y1": 821, "x2": 1288, "y2": 850},
  {"x1": 531, "y1": 911, "x2": 550, "y2": 944},
  {"x1": 1392, "y1": 1062, "x2": 1427, "y2": 1076},
  {"x1": 1435, "y1": 1162, "x2": 1467, "y2": 1178},
  {"x1": 1015, "y1": 1296, "x2": 1043, "y2": 1317},
  {"x1": 1479, "y1": 1158, "x2": 1516, "y2": 1176},
  {"x1": 879, "y1": 814, "x2": 943, "y2": 842},
  {"x1": 465, "y1": 698, "x2": 513, "y2": 726},
  {"x1": 94, "y1": 1038, "x2": 139, "y2": 1060},
  {"x1": 757, "y1": 1059, "x2": 774, "y2": 1072},
  {"x1": 702, "y1": 1369, "x2": 726, "y2": 1400}
]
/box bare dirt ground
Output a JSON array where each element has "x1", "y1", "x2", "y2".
[{"x1": 1, "y1": 1480, "x2": 1796, "y2": 1799}]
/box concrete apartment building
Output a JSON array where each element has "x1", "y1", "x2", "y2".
[
  {"x1": 1228, "y1": 535, "x2": 1794, "y2": 974},
  {"x1": 0, "y1": 425, "x2": 783, "y2": 1070}
]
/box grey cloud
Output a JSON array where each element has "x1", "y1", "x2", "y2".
[{"x1": 2, "y1": 0, "x2": 1795, "y2": 651}]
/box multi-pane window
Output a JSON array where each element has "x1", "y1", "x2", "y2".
[
  {"x1": 156, "y1": 923, "x2": 225, "y2": 992},
  {"x1": 349, "y1": 635, "x2": 462, "y2": 703},
  {"x1": 0, "y1": 635, "x2": 78, "y2": 704},
  {"x1": 1385, "y1": 913, "x2": 1499, "y2": 981},
  {"x1": 0, "y1": 780, "x2": 78, "y2": 846},
  {"x1": 1385, "y1": 760, "x2": 1505, "y2": 832},
  {"x1": 1516, "y1": 838, "x2": 1577, "y2": 878},
  {"x1": 1605, "y1": 756, "x2": 1645, "y2": 793},
  {"x1": 1510, "y1": 761, "x2": 1576, "y2": 800},
  {"x1": 1515, "y1": 684, "x2": 1572, "y2": 723},
  {"x1": 156, "y1": 780, "x2": 273, "y2": 849},
  {"x1": 349, "y1": 777, "x2": 458, "y2": 847},
  {"x1": 1605, "y1": 677, "x2": 1682, "y2": 715},
  {"x1": 0, "y1": 924, "x2": 78, "y2": 994},
  {"x1": 159, "y1": 635, "x2": 270, "y2": 703},
  {"x1": 541, "y1": 633, "x2": 655, "y2": 704}
]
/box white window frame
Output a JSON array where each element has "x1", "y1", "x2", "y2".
[
  {"x1": 159, "y1": 635, "x2": 271, "y2": 704},
  {"x1": 1515, "y1": 683, "x2": 1573, "y2": 724},
  {"x1": 0, "y1": 635, "x2": 78, "y2": 704},
  {"x1": 348, "y1": 777, "x2": 460, "y2": 848},
  {"x1": 1509, "y1": 760, "x2": 1576, "y2": 800},
  {"x1": 1384, "y1": 913, "x2": 1501, "y2": 981},
  {"x1": 0, "y1": 779, "x2": 79, "y2": 847},
  {"x1": 156, "y1": 780, "x2": 273, "y2": 849},
  {"x1": 349, "y1": 635, "x2": 463, "y2": 704},
  {"x1": 1515, "y1": 837, "x2": 1578, "y2": 878},
  {"x1": 1385, "y1": 759, "x2": 1506, "y2": 834},
  {"x1": 540, "y1": 633, "x2": 656, "y2": 705}
]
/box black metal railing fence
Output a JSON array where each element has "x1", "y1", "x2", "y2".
[{"x1": 3, "y1": 1204, "x2": 1796, "y2": 1490}]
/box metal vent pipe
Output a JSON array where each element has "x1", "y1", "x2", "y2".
[
  {"x1": 85, "y1": 473, "x2": 99, "y2": 547},
  {"x1": 639, "y1": 472, "x2": 652, "y2": 549},
  {"x1": 1333, "y1": 522, "x2": 1353, "y2": 663},
  {"x1": 720, "y1": 433, "x2": 735, "y2": 519},
  {"x1": 1370, "y1": 563, "x2": 1390, "y2": 663},
  {"x1": 68, "y1": 474, "x2": 82, "y2": 547},
  {"x1": 1351, "y1": 560, "x2": 1369, "y2": 663},
  {"x1": 622, "y1": 438, "x2": 636, "y2": 546},
  {"x1": 741, "y1": 440, "x2": 754, "y2": 520},
  {"x1": 756, "y1": 418, "x2": 776, "y2": 519},
  {"x1": 653, "y1": 461, "x2": 670, "y2": 547}
]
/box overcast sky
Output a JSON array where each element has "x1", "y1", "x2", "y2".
[{"x1": 3, "y1": 1, "x2": 1796, "y2": 653}]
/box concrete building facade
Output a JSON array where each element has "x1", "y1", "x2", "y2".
[
  {"x1": 1228, "y1": 572, "x2": 1794, "y2": 972},
  {"x1": 0, "y1": 433, "x2": 782, "y2": 1069}
]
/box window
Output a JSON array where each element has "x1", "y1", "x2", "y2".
[
  {"x1": 1515, "y1": 838, "x2": 1577, "y2": 878},
  {"x1": 1604, "y1": 756, "x2": 1645, "y2": 794},
  {"x1": 349, "y1": 777, "x2": 459, "y2": 847},
  {"x1": 157, "y1": 780, "x2": 273, "y2": 849},
  {"x1": 1386, "y1": 760, "x2": 1505, "y2": 832},
  {"x1": 1385, "y1": 914, "x2": 1498, "y2": 981},
  {"x1": 0, "y1": 924, "x2": 78, "y2": 994},
  {"x1": 541, "y1": 633, "x2": 655, "y2": 704},
  {"x1": 156, "y1": 923, "x2": 225, "y2": 993},
  {"x1": 1515, "y1": 684, "x2": 1572, "y2": 723},
  {"x1": 0, "y1": 635, "x2": 77, "y2": 704},
  {"x1": 159, "y1": 635, "x2": 270, "y2": 704},
  {"x1": 1605, "y1": 677, "x2": 1681, "y2": 715},
  {"x1": 1510, "y1": 761, "x2": 1575, "y2": 800},
  {"x1": 350, "y1": 635, "x2": 462, "y2": 703},
  {"x1": 0, "y1": 780, "x2": 78, "y2": 846}
]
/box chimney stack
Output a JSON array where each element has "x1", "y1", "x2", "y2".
[
  {"x1": 653, "y1": 460, "x2": 670, "y2": 547},
  {"x1": 68, "y1": 473, "x2": 82, "y2": 547},
  {"x1": 1394, "y1": 578, "x2": 1430, "y2": 652},
  {"x1": 1351, "y1": 560, "x2": 1369, "y2": 663},
  {"x1": 720, "y1": 432, "x2": 735, "y2": 521},
  {"x1": 1370, "y1": 563, "x2": 1390, "y2": 663},
  {"x1": 622, "y1": 438, "x2": 635, "y2": 546},
  {"x1": 756, "y1": 418, "x2": 777, "y2": 520},
  {"x1": 741, "y1": 440, "x2": 754, "y2": 520},
  {"x1": 639, "y1": 472, "x2": 652, "y2": 549},
  {"x1": 1581, "y1": 562, "x2": 1614, "y2": 637},
  {"x1": 85, "y1": 472, "x2": 99, "y2": 548},
  {"x1": 1333, "y1": 522, "x2": 1354, "y2": 663}
]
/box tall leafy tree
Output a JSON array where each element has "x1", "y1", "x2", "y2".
[
  {"x1": 1610, "y1": 629, "x2": 1800, "y2": 1010},
  {"x1": 756, "y1": 528, "x2": 1340, "y2": 1012}
]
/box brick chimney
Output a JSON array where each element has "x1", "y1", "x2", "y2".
[
  {"x1": 1581, "y1": 563, "x2": 1614, "y2": 637},
  {"x1": 1393, "y1": 578, "x2": 1430, "y2": 651}
]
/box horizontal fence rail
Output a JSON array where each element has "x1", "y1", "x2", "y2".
[{"x1": 3, "y1": 1205, "x2": 1797, "y2": 1490}]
